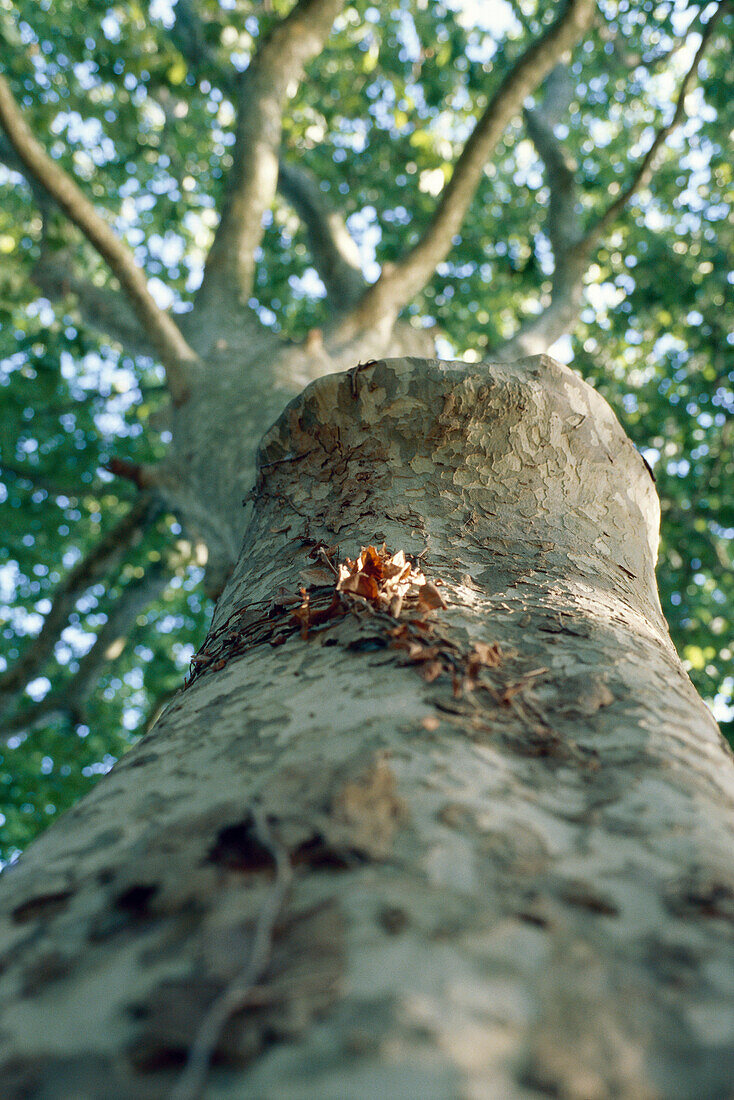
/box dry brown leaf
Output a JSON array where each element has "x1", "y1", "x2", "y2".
[
  {"x1": 338, "y1": 571, "x2": 380, "y2": 601},
  {"x1": 383, "y1": 550, "x2": 408, "y2": 577},
  {"x1": 472, "y1": 641, "x2": 503, "y2": 667},
  {"x1": 388, "y1": 593, "x2": 405, "y2": 618},
  {"x1": 406, "y1": 643, "x2": 441, "y2": 663},
  {"x1": 358, "y1": 545, "x2": 384, "y2": 578},
  {"x1": 421, "y1": 660, "x2": 444, "y2": 683},
  {"x1": 417, "y1": 583, "x2": 446, "y2": 611}
]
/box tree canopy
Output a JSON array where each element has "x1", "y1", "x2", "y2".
[{"x1": 0, "y1": 0, "x2": 732, "y2": 863}]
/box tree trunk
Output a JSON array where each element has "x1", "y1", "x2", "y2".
[
  {"x1": 1, "y1": 356, "x2": 733, "y2": 1100},
  {"x1": 161, "y1": 316, "x2": 438, "y2": 595}
]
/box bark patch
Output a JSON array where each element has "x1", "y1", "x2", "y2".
[
  {"x1": 88, "y1": 883, "x2": 160, "y2": 940},
  {"x1": 130, "y1": 901, "x2": 344, "y2": 1078},
  {"x1": 115, "y1": 883, "x2": 159, "y2": 915},
  {"x1": 665, "y1": 874, "x2": 734, "y2": 924},
  {"x1": 291, "y1": 833, "x2": 365, "y2": 871},
  {"x1": 11, "y1": 889, "x2": 72, "y2": 925},
  {"x1": 21, "y1": 949, "x2": 72, "y2": 996},
  {"x1": 559, "y1": 880, "x2": 620, "y2": 918},
  {"x1": 333, "y1": 757, "x2": 407, "y2": 858},
  {"x1": 207, "y1": 817, "x2": 277, "y2": 874}
]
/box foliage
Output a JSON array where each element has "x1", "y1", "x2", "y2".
[{"x1": 0, "y1": 0, "x2": 731, "y2": 861}]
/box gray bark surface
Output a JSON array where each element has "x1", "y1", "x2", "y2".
[
  {"x1": 162, "y1": 321, "x2": 438, "y2": 594},
  {"x1": 0, "y1": 357, "x2": 733, "y2": 1100}
]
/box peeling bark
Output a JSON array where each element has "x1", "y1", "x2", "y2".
[
  {"x1": 1, "y1": 357, "x2": 732, "y2": 1100},
  {"x1": 160, "y1": 321, "x2": 438, "y2": 594}
]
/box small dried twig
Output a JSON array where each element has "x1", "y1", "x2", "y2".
[
  {"x1": 348, "y1": 358, "x2": 378, "y2": 397},
  {"x1": 258, "y1": 449, "x2": 314, "y2": 472},
  {"x1": 170, "y1": 808, "x2": 292, "y2": 1100}
]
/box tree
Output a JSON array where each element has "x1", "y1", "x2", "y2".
[
  {"x1": 0, "y1": 0, "x2": 733, "y2": 1094},
  {"x1": 1, "y1": 352, "x2": 734, "y2": 1097},
  {"x1": 1, "y1": 1, "x2": 732, "y2": 854}
]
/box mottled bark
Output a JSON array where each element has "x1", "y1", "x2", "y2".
[
  {"x1": 160, "y1": 319, "x2": 438, "y2": 595},
  {"x1": 1, "y1": 357, "x2": 732, "y2": 1100}
]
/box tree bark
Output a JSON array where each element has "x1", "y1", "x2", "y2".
[
  {"x1": 159, "y1": 321, "x2": 438, "y2": 595},
  {"x1": 1, "y1": 357, "x2": 732, "y2": 1100}
]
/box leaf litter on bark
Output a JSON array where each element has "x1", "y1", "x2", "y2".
[{"x1": 183, "y1": 543, "x2": 506, "y2": 705}]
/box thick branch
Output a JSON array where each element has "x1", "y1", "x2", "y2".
[
  {"x1": 196, "y1": 0, "x2": 344, "y2": 312},
  {"x1": 277, "y1": 160, "x2": 365, "y2": 310},
  {"x1": 2, "y1": 567, "x2": 169, "y2": 742},
  {"x1": 493, "y1": 78, "x2": 589, "y2": 360},
  {"x1": 166, "y1": 0, "x2": 227, "y2": 86},
  {"x1": 494, "y1": 5, "x2": 724, "y2": 361},
  {"x1": 490, "y1": 247, "x2": 589, "y2": 361},
  {"x1": 0, "y1": 75, "x2": 198, "y2": 403},
  {"x1": 583, "y1": 4, "x2": 724, "y2": 245},
  {"x1": 525, "y1": 86, "x2": 580, "y2": 258},
  {"x1": 0, "y1": 136, "x2": 153, "y2": 355},
  {"x1": 334, "y1": 0, "x2": 596, "y2": 341},
  {"x1": 161, "y1": 2, "x2": 361, "y2": 315},
  {"x1": 0, "y1": 496, "x2": 160, "y2": 708},
  {"x1": 31, "y1": 253, "x2": 156, "y2": 358},
  {"x1": 63, "y1": 567, "x2": 169, "y2": 720}
]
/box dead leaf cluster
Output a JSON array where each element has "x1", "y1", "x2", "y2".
[
  {"x1": 335, "y1": 545, "x2": 445, "y2": 618},
  {"x1": 184, "y1": 543, "x2": 508, "y2": 706},
  {"x1": 184, "y1": 544, "x2": 447, "y2": 687}
]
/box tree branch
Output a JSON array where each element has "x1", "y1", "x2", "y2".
[
  {"x1": 334, "y1": 0, "x2": 596, "y2": 341},
  {"x1": 492, "y1": 70, "x2": 589, "y2": 360},
  {"x1": 277, "y1": 159, "x2": 365, "y2": 310},
  {"x1": 0, "y1": 75, "x2": 199, "y2": 403},
  {"x1": 2, "y1": 566, "x2": 169, "y2": 742},
  {"x1": 493, "y1": 3, "x2": 725, "y2": 361},
  {"x1": 526, "y1": 105, "x2": 580, "y2": 257},
  {"x1": 1, "y1": 135, "x2": 154, "y2": 356},
  {"x1": 195, "y1": 0, "x2": 345, "y2": 313},
  {"x1": 63, "y1": 567, "x2": 169, "y2": 720},
  {"x1": 0, "y1": 495, "x2": 160, "y2": 708},
  {"x1": 166, "y1": 0, "x2": 226, "y2": 85},
  {"x1": 161, "y1": 1, "x2": 361, "y2": 316},
  {"x1": 583, "y1": 3, "x2": 725, "y2": 246},
  {"x1": 31, "y1": 252, "x2": 156, "y2": 359}
]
